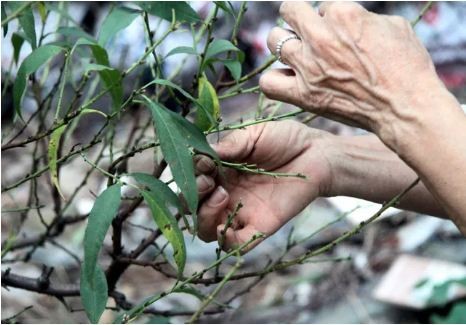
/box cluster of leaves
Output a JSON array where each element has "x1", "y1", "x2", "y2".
[{"x1": 2, "y1": 1, "x2": 252, "y2": 323}]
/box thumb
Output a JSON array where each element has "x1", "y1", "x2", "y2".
[{"x1": 211, "y1": 125, "x2": 265, "y2": 162}]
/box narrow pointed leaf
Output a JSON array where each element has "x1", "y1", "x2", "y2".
[
  {"x1": 141, "y1": 189, "x2": 186, "y2": 275},
  {"x1": 11, "y1": 32, "x2": 25, "y2": 64},
  {"x1": 142, "y1": 97, "x2": 198, "y2": 215},
  {"x1": 80, "y1": 266, "x2": 108, "y2": 324},
  {"x1": 80, "y1": 183, "x2": 121, "y2": 323},
  {"x1": 131, "y1": 173, "x2": 184, "y2": 214},
  {"x1": 82, "y1": 184, "x2": 121, "y2": 282},
  {"x1": 98, "y1": 6, "x2": 140, "y2": 47},
  {"x1": 71, "y1": 38, "x2": 122, "y2": 112},
  {"x1": 141, "y1": 2, "x2": 200, "y2": 23},
  {"x1": 48, "y1": 125, "x2": 67, "y2": 199},
  {"x1": 13, "y1": 45, "x2": 63, "y2": 119},
  {"x1": 18, "y1": 5, "x2": 36, "y2": 49},
  {"x1": 196, "y1": 76, "x2": 220, "y2": 132}
]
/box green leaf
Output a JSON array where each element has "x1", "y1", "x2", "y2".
[
  {"x1": 80, "y1": 183, "x2": 121, "y2": 323},
  {"x1": 204, "y1": 39, "x2": 239, "y2": 62},
  {"x1": 82, "y1": 184, "x2": 121, "y2": 282},
  {"x1": 80, "y1": 266, "x2": 108, "y2": 324},
  {"x1": 45, "y1": 2, "x2": 80, "y2": 25},
  {"x1": 140, "y1": 188, "x2": 186, "y2": 276},
  {"x1": 98, "y1": 6, "x2": 140, "y2": 47},
  {"x1": 214, "y1": 1, "x2": 235, "y2": 17},
  {"x1": 141, "y1": 1, "x2": 200, "y2": 23},
  {"x1": 222, "y1": 59, "x2": 242, "y2": 81},
  {"x1": 1, "y1": 3, "x2": 7, "y2": 37},
  {"x1": 142, "y1": 96, "x2": 198, "y2": 215},
  {"x1": 13, "y1": 45, "x2": 63, "y2": 120},
  {"x1": 48, "y1": 125, "x2": 67, "y2": 199},
  {"x1": 196, "y1": 76, "x2": 220, "y2": 132},
  {"x1": 57, "y1": 26, "x2": 94, "y2": 42},
  {"x1": 37, "y1": 2, "x2": 47, "y2": 24},
  {"x1": 165, "y1": 108, "x2": 219, "y2": 161},
  {"x1": 431, "y1": 302, "x2": 466, "y2": 324},
  {"x1": 131, "y1": 173, "x2": 184, "y2": 214},
  {"x1": 18, "y1": 5, "x2": 36, "y2": 49},
  {"x1": 131, "y1": 171, "x2": 191, "y2": 231},
  {"x1": 165, "y1": 46, "x2": 197, "y2": 58},
  {"x1": 142, "y1": 79, "x2": 217, "y2": 129},
  {"x1": 11, "y1": 32, "x2": 25, "y2": 64},
  {"x1": 72, "y1": 38, "x2": 123, "y2": 112}
]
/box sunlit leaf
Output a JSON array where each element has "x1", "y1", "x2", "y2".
[
  {"x1": 37, "y1": 1, "x2": 47, "y2": 23},
  {"x1": 141, "y1": 188, "x2": 186, "y2": 276},
  {"x1": 13, "y1": 45, "x2": 63, "y2": 120},
  {"x1": 48, "y1": 125, "x2": 67, "y2": 199},
  {"x1": 196, "y1": 76, "x2": 220, "y2": 132}
]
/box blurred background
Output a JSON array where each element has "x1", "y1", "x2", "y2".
[{"x1": 2, "y1": 2, "x2": 466, "y2": 323}]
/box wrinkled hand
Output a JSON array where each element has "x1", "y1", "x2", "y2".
[
  {"x1": 195, "y1": 120, "x2": 332, "y2": 252},
  {"x1": 260, "y1": 2, "x2": 446, "y2": 149}
]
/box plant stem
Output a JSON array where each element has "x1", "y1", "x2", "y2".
[
  {"x1": 120, "y1": 233, "x2": 265, "y2": 323},
  {"x1": 219, "y1": 161, "x2": 307, "y2": 179},
  {"x1": 1, "y1": 2, "x2": 32, "y2": 27},
  {"x1": 411, "y1": 1, "x2": 434, "y2": 26},
  {"x1": 188, "y1": 254, "x2": 243, "y2": 323}
]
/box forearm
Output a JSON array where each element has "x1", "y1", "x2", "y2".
[
  {"x1": 325, "y1": 134, "x2": 447, "y2": 218},
  {"x1": 388, "y1": 87, "x2": 466, "y2": 234}
]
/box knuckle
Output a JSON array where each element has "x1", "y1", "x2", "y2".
[{"x1": 328, "y1": 2, "x2": 362, "y2": 19}]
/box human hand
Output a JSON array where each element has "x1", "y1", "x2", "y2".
[
  {"x1": 260, "y1": 2, "x2": 451, "y2": 151},
  {"x1": 195, "y1": 120, "x2": 333, "y2": 252}
]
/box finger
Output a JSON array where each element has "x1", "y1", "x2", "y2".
[
  {"x1": 218, "y1": 224, "x2": 263, "y2": 253},
  {"x1": 198, "y1": 186, "x2": 229, "y2": 242},
  {"x1": 196, "y1": 175, "x2": 215, "y2": 201},
  {"x1": 279, "y1": 1, "x2": 327, "y2": 39},
  {"x1": 194, "y1": 155, "x2": 217, "y2": 177},
  {"x1": 259, "y1": 69, "x2": 300, "y2": 105},
  {"x1": 267, "y1": 26, "x2": 302, "y2": 66},
  {"x1": 211, "y1": 125, "x2": 265, "y2": 162}
]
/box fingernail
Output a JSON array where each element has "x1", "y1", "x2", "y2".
[
  {"x1": 196, "y1": 156, "x2": 215, "y2": 174},
  {"x1": 196, "y1": 175, "x2": 214, "y2": 193},
  {"x1": 209, "y1": 186, "x2": 227, "y2": 206}
]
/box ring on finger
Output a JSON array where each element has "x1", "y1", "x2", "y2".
[{"x1": 276, "y1": 33, "x2": 301, "y2": 64}]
